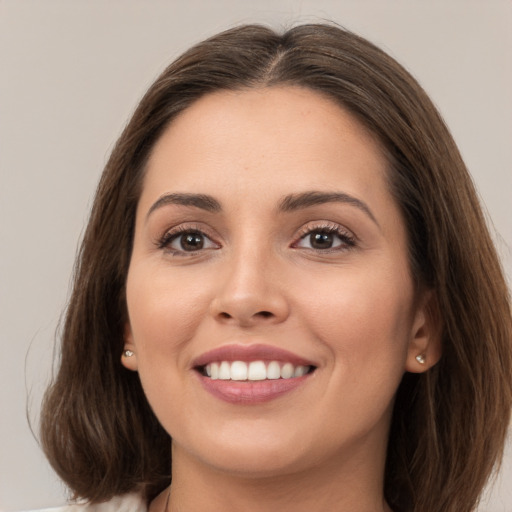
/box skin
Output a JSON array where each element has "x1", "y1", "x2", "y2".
[{"x1": 122, "y1": 86, "x2": 440, "y2": 512}]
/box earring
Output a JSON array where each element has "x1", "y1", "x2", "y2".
[
  {"x1": 123, "y1": 349, "x2": 134, "y2": 357},
  {"x1": 415, "y1": 354, "x2": 426, "y2": 364}
]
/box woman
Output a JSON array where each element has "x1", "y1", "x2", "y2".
[{"x1": 39, "y1": 23, "x2": 512, "y2": 512}]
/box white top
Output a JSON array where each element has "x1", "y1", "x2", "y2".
[{"x1": 23, "y1": 494, "x2": 147, "y2": 512}]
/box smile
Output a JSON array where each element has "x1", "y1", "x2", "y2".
[
  {"x1": 203, "y1": 360, "x2": 312, "y2": 381},
  {"x1": 193, "y1": 344, "x2": 317, "y2": 403}
]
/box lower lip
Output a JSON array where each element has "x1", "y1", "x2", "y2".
[{"x1": 197, "y1": 373, "x2": 312, "y2": 404}]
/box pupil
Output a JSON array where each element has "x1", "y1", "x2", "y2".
[
  {"x1": 311, "y1": 232, "x2": 333, "y2": 249},
  {"x1": 181, "y1": 233, "x2": 203, "y2": 251}
]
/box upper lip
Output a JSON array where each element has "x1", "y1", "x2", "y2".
[{"x1": 192, "y1": 344, "x2": 317, "y2": 369}]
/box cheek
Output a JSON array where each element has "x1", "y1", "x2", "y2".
[
  {"x1": 125, "y1": 265, "x2": 212, "y2": 364},
  {"x1": 291, "y1": 267, "x2": 414, "y2": 439},
  {"x1": 124, "y1": 266, "x2": 213, "y2": 433},
  {"x1": 296, "y1": 264, "x2": 414, "y2": 374}
]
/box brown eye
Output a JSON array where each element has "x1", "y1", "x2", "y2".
[
  {"x1": 309, "y1": 232, "x2": 335, "y2": 249},
  {"x1": 160, "y1": 229, "x2": 218, "y2": 254},
  {"x1": 179, "y1": 232, "x2": 205, "y2": 251},
  {"x1": 294, "y1": 227, "x2": 356, "y2": 252}
]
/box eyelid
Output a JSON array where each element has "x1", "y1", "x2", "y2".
[
  {"x1": 154, "y1": 220, "x2": 356, "y2": 256},
  {"x1": 291, "y1": 221, "x2": 357, "y2": 251},
  {"x1": 156, "y1": 223, "x2": 221, "y2": 255}
]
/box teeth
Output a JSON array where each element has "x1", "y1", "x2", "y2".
[
  {"x1": 294, "y1": 365, "x2": 307, "y2": 377},
  {"x1": 205, "y1": 360, "x2": 311, "y2": 381},
  {"x1": 247, "y1": 360, "x2": 267, "y2": 380},
  {"x1": 219, "y1": 361, "x2": 230, "y2": 380},
  {"x1": 267, "y1": 361, "x2": 281, "y2": 380},
  {"x1": 280, "y1": 362, "x2": 294, "y2": 379},
  {"x1": 230, "y1": 361, "x2": 247, "y2": 381}
]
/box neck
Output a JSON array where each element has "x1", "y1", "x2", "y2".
[{"x1": 163, "y1": 435, "x2": 391, "y2": 512}]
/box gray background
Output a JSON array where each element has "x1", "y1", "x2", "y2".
[{"x1": 1, "y1": 1, "x2": 511, "y2": 510}]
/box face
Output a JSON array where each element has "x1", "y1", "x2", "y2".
[{"x1": 123, "y1": 87, "x2": 438, "y2": 479}]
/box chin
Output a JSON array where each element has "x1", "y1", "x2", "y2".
[
  {"x1": 174, "y1": 424, "x2": 316, "y2": 478},
  {"x1": 204, "y1": 447, "x2": 310, "y2": 479}
]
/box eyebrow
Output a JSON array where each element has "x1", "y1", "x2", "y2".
[
  {"x1": 146, "y1": 193, "x2": 222, "y2": 220},
  {"x1": 146, "y1": 190, "x2": 378, "y2": 227},
  {"x1": 278, "y1": 191, "x2": 379, "y2": 226}
]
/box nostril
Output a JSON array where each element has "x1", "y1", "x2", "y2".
[{"x1": 214, "y1": 309, "x2": 280, "y2": 324}]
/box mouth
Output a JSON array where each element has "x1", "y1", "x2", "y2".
[
  {"x1": 192, "y1": 344, "x2": 317, "y2": 404},
  {"x1": 197, "y1": 360, "x2": 315, "y2": 381}
]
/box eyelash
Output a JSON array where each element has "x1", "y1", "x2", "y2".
[
  {"x1": 292, "y1": 222, "x2": 356, "y2": 253},
  {"x1": 157, "y1": 225, "x2": 219, "y2": 256},
  {"x1": 156, "y1": 222, "x2": 356, "y2": 256}
]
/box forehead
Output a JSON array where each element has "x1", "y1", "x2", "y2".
[{"x1": 141, "y1": 86, "x2": 391, "y2": 213}]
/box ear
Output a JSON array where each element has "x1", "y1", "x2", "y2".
[
  {"x1": 405, "y1": 290, "x2": 442, "y2": 373},
  {"x1": 121, "y1": 322, "x2": 139, "y2": 371}
]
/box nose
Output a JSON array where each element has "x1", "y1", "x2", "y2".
[{"x1": 209, "y1": 248, "x2": 290, "y2": 328}]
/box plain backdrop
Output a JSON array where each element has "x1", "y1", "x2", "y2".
[{"x1": 1, "y1": 1, "x2": 511, "y2": 510}]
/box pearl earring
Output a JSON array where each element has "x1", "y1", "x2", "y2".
[{"x1": 415, "y1": 354, "x2": 426, "y2": 364}]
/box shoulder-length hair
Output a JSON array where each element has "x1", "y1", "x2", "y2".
[{"x1": 40, "y1": 23, "x2": 512, "y2": 512}]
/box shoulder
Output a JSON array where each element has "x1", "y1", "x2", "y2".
[{"x1": 24, "y1": 493, "x2": 147, "y2": 512}]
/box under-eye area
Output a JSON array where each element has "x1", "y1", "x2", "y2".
[{"x1": 196, "y1": 360, "x2": 316, "y2": 381}]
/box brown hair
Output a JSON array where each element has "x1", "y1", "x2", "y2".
[{"x1": 40, "y1": 23, "x2": 512, "y2": 512}]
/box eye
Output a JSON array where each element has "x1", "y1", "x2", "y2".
[
  {"x1": 293, "y1": 224, "x2": 356, "y2": 252},
  {"x1": 158, "y1": 228, "x2": 219, "y2": 254}
]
